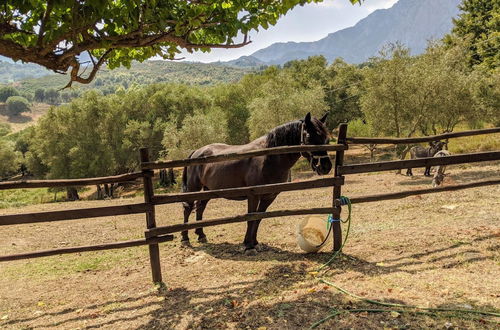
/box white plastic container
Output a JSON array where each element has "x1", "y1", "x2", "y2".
[{"x1": 297, "y1": 215, "x2": 330, "y2": 253}]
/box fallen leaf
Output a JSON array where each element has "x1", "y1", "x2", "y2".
[
  {"x1": 390, "y1": 311, "x2": 400, "y2": 318},
  {"x1": 257, "y1": 327, "x2": 268, "y2": 330},
  {"x1": 308, "y1": 288, "x2": 317, "y2": 293},
  {"x1": 1, "y1": 315, "x2": 8, "y2": 320},
  {"x1": 37, "y1": 301, "x2": 46, "y2": 307}
]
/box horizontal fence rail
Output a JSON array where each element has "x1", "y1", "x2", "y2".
[
  {"x1": 0, "y1": 172, "x2": 144, "y2": 190},
  {"x1": 0, "y1": 235, "x2": 174, "y2": 262},
  {"x1": 0, "y1": 203, "x2": 149, "y2": 226},
  {"x1": 339, "y1": 151, "x2": 500, "y2": 175},
  {"x1": 142, "y1": 144, "x2": 347, "y2": 170},
  {"x1": 345, "y1": 127, "x2": 500, "y2": 145},
  {"x1": 145, "y1": 207, "x2": 335, "y2": 238},
  {"x1": 349, "y1": 179, "x2": 500, "y2": 204},
  {"x1": 153, "y1": 177, "x2": 344, "y2": 205}
]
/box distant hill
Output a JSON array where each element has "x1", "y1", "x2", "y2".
[
  {"x1": 226, "y1": 0, "x2": 462, "y2": 66},
  {"x1": 6, "y1": 60, "x2": 254, "y2": 94},
  {"x1": 218, "y1": 56, "x2": 268, "y2": 68},
  {"x1": 0, "y1": 61, "x2": 51, "y2": 83}
]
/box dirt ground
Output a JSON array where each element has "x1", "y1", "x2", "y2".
[
  {"x1": 0, "y1": 159, "x2": 499, "y2": 329},
  {"x1": 0, "y1": 103, "x2": 51, "y2": 133}
]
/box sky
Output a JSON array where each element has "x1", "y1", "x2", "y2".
[{"x1": 180, "y1": 0, "x2": 399, "y2": 63}]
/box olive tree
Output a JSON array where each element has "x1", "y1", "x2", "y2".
[{"x1": 5, "y1": 95, "x2": 30, "y2": 116}]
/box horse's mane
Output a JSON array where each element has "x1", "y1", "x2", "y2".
[
  {"x1": 265, "y1": 117, "x2": 328, "y2": 148},
  {"x1": 265, "y1": 120, "x2": 303, "y2": 148}
]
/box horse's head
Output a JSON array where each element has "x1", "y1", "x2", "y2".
[
  {"x1": 429, "y1": 141, "x2": 446, "y2": 155},
  {"x1": 300, "y1": 112, "x2": 332, "y2": 175}
]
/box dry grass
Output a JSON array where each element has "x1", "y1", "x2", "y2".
[
  {"x1": 0, "y1": 103, "x2": 50, "y2": 133},
  {"x1": 0, "y1": 158, "x2": 499, "y2": 329}
]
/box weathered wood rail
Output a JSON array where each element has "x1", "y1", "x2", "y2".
[
  {"x1": 339, "y1": 151, "x2": 500, "y2": 175},
  {"x1": 152, "y1": 177, "x2": 344, "y2": 205},
  {"x1": 142, "y1": 144, "x2": 347, "y2": 170},
  {"x1": 0, "y1": 172, "x2": 144, "y2": 190},
  {"x1": 0, "y1": 124, "x2": 498, "y2": 287},
  {"x1": 0, "y1": 143, "x2": 347, "y2": 284},
  {"x1": 346, "y1": 127, "x2": 500, "y2": 145},
  {"x1": 0, "y1": 203, "x2": 149, "y2": 225}
]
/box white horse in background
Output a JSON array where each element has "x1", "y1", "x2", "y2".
[{"x1": 432, "y1": 150, "x2": 451, "y2": 187}]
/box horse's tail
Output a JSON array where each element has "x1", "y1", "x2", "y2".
[{"x1": 182, "y1": 151, "x2": 196, "y2": 193}]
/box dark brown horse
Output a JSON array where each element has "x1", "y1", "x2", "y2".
[{"x1": 181, "y1": 112, "x2": 332, "y2": 255}]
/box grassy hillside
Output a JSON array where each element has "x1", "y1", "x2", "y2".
[
  {"x1": 0, "y1": 61, "x2": 51, "y2": 84},
  {"x1": 13, "y1": 60, "x2": 254, "y2": 94}
]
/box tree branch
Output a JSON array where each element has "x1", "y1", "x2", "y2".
[
  {"x1": 62, "y1": 49, "x2": 113, "y2": 89},
  {"x1": 37, "y1": 0, "x2": 54, "y2": 48}
]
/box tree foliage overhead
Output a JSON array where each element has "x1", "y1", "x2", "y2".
[{"x1": 0, "y1": 0, "x2": 361, "y2": 87}]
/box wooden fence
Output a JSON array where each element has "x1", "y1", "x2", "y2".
[{"x1": 0, "y1": 125, "x2": 499, "y2": 284}]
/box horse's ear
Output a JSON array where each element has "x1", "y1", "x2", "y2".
[
  {"x1": 320, "y1": 112, "x2": 328, "y2": 124},
  {"x1": 304, "y1": 112, "x2": 312, "y2": 125}
]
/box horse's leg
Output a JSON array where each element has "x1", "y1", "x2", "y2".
[
  {"x1": 251, "y1": 197, "x2": 276, "y2": 251},
  {"x1": 181, "y1": 202, "x2": 194, "y2": 246},
  {"x1": 244, "y1": 196, "x2": 259, "y2": 255},
  {"x1": 424, "y1": 166, "x2": 431, "y2": 176},
  {"x1": 195, "y1": 199, "x2": 209, "y2": 243}
]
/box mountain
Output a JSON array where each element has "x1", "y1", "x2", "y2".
[
  {"x1": 218, "y1": 56, "x2": 268, "y2": 68},
  {"x1": 227, "y1": 0, "x2": 462, "y2": 66}
]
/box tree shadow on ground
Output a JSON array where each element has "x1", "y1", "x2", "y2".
[
  {"x1": 1, "y1": 291, "x2": 155, "y2": 328},
  {"x1": 191, "y1": 232, "x2": 496, "y2": 278},
  {"x1": 9, "y1": 233, "x2": 498, "y2": 329},
  {"x1": 139, "y1": 263, "x2": 498, "y2": 329},
  {"x1": 3, "y1": 112, "x2": 32, "y2": 123},
  {"x1": 324, "y1": 233, "x2": 497, "y2": 278},
  {"x1": 192, "y1": 242, "x2": 333, "y2": 264}
]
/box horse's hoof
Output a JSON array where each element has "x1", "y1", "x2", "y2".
[
  {"x1": 198, "y1": 236, "x2": 208, "y2": 244},
  {"x1": 181, "y1": 240, "x2": 191, "y2": 247},
  {"x1": 244, "y1": 248, "x2": 258, "y2": 256}
]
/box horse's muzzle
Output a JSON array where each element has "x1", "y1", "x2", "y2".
[{"x1": 311, "y1": 155, "x2": 332, "y2": 175}]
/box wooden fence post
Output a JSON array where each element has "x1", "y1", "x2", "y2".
[
  {"x1": 332, "y1": 123, "x2": 348, "y2": 251},
  {"x1": 140, "y1": 148, "x2": 163, "y2": 284}
]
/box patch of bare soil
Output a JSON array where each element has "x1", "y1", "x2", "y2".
[
  {"x1": 0, "y1": 162, "x2": 499, "y2": 329},
  {"x1": 0, "y1": 103, "x2": 51, "y2": 132}
]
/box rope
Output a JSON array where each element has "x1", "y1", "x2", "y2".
[
  {"x1": 316, "y1": 196, "x2": 352, "y2": 271},
  {"x1": 310, "y1": 279, "x2": 500, "y2": 328},
  {"x1": 307, "y1": 196, "x2": 499, "y2": 328}
]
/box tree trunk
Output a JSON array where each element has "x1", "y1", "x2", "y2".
[
  {"x1": 104, "y1": 183, "x2": 110, "y2": 198},
  {"x1": 96, "y1": 184, "x2": 103, "y2": 199},
  {"x1": 396, "y1": 145, "x2": 412, "y2": 174},
  {"x1": 66, "y1": 187, "x2": 79, "y2": 201},
  {"x1": 168, "y1": 168, "x2": 176, "y2": 184}
]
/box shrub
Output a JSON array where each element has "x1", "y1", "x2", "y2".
[
  {"x1": 0, "y1": 86, "x2": 20, "y2": 102},
  {"x1": 5, "y1": 96, "x2": 30, "y2": 116}
]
